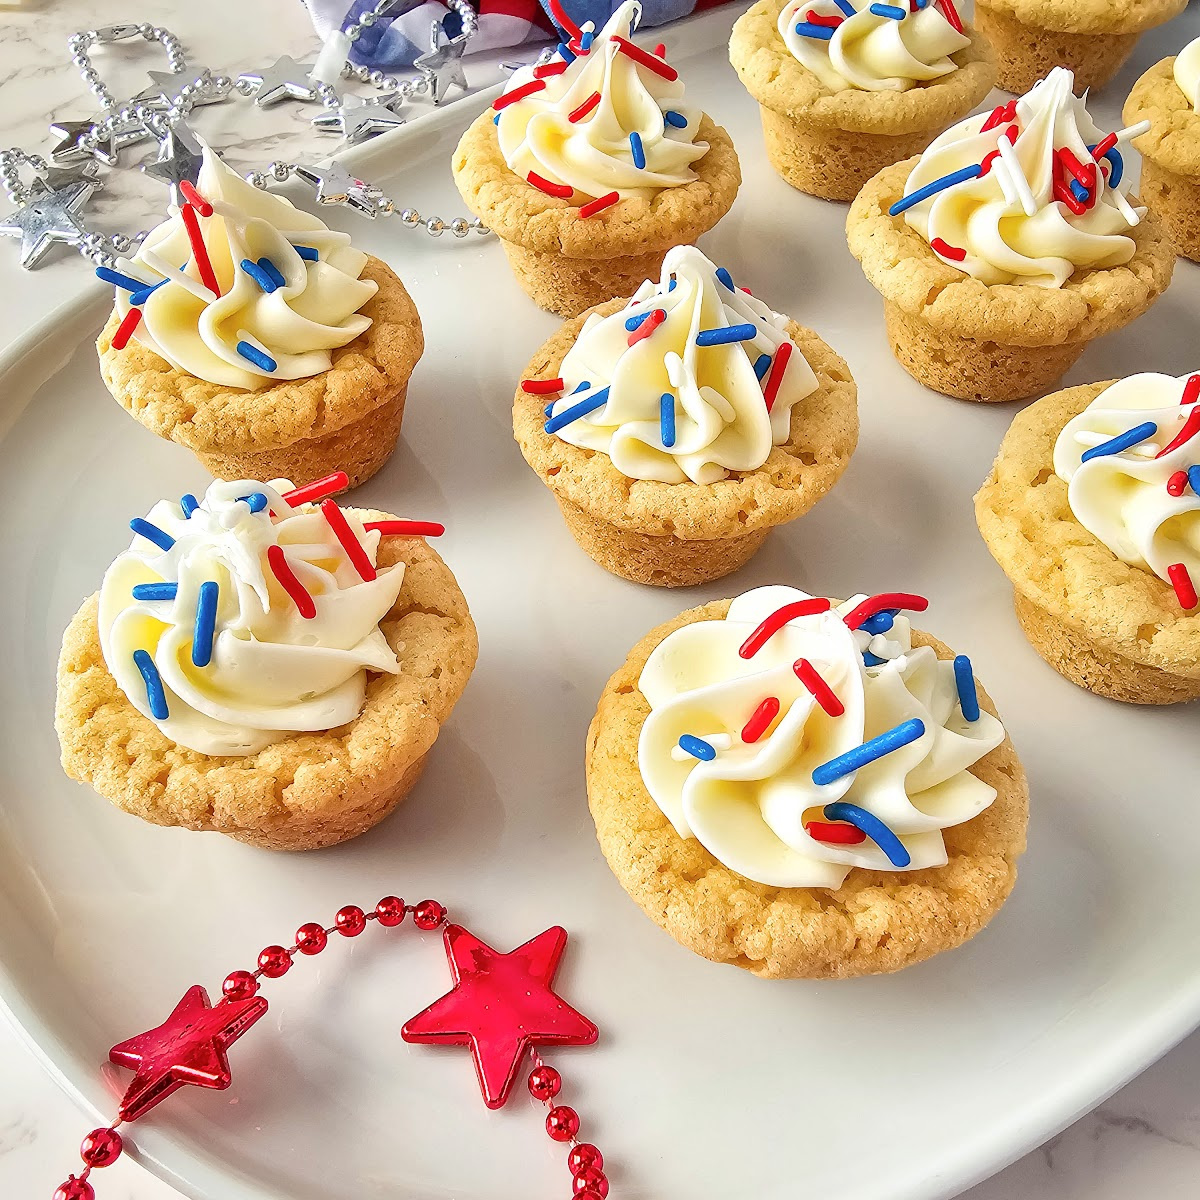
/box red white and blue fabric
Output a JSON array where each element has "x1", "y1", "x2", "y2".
[{"x1": 303, "y1": 0, "x2": 729, "y2": 68}]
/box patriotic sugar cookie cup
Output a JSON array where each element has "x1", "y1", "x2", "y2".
[
  {"x1": 729, "y1": 0, "x2": 996, "y2": 202},
  {"x1": 585, "y1": 587, "x2": 1029, "y2": 978},
  {"x1": 976, "y1": 374, "x2": 1200, "y2": 705},
  {"x1": 974, "y1": 0, "x2": 1186, "y2": 95}
]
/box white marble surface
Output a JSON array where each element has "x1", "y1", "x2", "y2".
[{"x1": 0, "y1": 2, "x2": 1198, "y2": 1199}]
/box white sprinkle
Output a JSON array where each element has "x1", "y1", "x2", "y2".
[
  {"x1": 141, "y1": 250, "x2": 218, "y2": 302},
  {"x1": 997, "y1": 136, "x2": 1036, "y2": 216}
]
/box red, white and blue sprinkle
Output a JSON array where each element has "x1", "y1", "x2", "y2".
[
  {"x1": 132, "y1": 582, "x2": 178, "y2": 601},
  {"x1": 660, "y1": 392, "x2": 676, "y2": 448},
  {"x1": 812, "y1": 718, "x2": 926, "y2": 786},
  {"x1": 544, "y1": 385, "x2": 610, "y2": 435},
  {"x1": 133, "y1": 649, "x2": 169, "y2": 720},
  {"x1": 130, "y1": 517, "x2": 175, "y2": 552},
  {"x1": 695, "y1": 323, "x2": 757, "y2": 346},
  {"x1": 1080, "y1": 421, "x2": 1157, "y2": 463},
  {"x1": 678, "y1": 733, "x2": 716, "y2": 761},
  {"x1": 952, "y1": 654, "x2": 980, "y2": 721},
  {"x1": 192, "y1": 581, "x2": 219, "y2": 668},
  {"x1": 822, "y1": 802, "x2": 911, "y2": 866}
]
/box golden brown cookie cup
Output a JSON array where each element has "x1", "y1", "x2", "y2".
[
  {"x1": 974, "y1": 0, "x2": 1187, "y2": 94},
  {"x1": 729, "y1": 0, "x2": 996, "y2": 202},
  {"x1": 1125, "y1": 57, "x2": 1200, "y2": 264},
  {"x1": 586, "y1": 599, "x2": 1029, "y2": 979},
  {"x1": 847, "y1": 160, "x2": 1176, "y2": 402},
  {"x1": 55, "y1": 521, "x2": 478, "y2": 850},
  {"x1": 453, "y1": 113, "x2": 741, "y2": 318},
  {"x1": 976, "y1": 382, "x2": 1200, "y2": 704},
  {"x1": 97, "y1": 257, "x2": 423, "y2": 491},
  {"x1": 514, "y1": 299, "x2": 858, "y2": 588}
]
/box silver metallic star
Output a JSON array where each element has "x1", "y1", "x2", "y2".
[
  {"x1": 238, "y1": 56, "x2": 319, "y2": 107},
  {"x1": 292, "y1": 163, "x2": 378, "y2": 217},
  {"x1": 47, "y1": 118, "x2": 99, "y2": 165},
  {"x1": 142, "y1": 122, "x2": 205, "y2": 204},
  {"x1": 133, "y1": 67, "x2": 225, "y2": 111},
  {"x1": 0, "y1": 178, "x2": 94, "y2": 268},
  {"x1": 415, "y1": 24, "x2": 470, "y2": 105},
  {"x1": 40, "y1": 158, "x2": 102, "y2": 191},
  {"x1": 311, "y1": 94, "x2": 406, "y2": 145}
]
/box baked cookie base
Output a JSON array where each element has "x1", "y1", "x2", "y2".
[
  {"x1": 759, "y1": 107, "x2": 943, "y2": 203},
  {"x1": 884, "y1": 300, "x2": 1085, "y2": 402},
  {"x1": 1012, "y1": 590, "x2": 1200, "y2": 705},
  {"x1": 586, "y1": 599, "x2": 1029, "y2": 980},
  {"x1": 974, "y1": 4, "x2": 1136, "y2": 94},
  {"x1": 1139, "y1": 158, "x2": 1200, "y2": 265}
]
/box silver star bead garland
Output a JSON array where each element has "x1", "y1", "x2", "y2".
[
  {"x1": 236, "y1": 55, "x2": 320, "y2": 106},
  {"x1": 0, "y1": 178, "x2": 95, "y2": 268},
  {"x1": 312, "y1": 94, "x2": 406, "y2": 145},
  {"x1": 415, "y1": 25, "x2": 471, "y2": 106}
]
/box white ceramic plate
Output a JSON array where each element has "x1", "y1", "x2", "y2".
[{"x1": 3, "y1": 8, "x2": 1199, "y2": 1199}]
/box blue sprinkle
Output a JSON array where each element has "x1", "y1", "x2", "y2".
[
  {"x1": 696, "y1": 323, "x2": 757, "y2": 347},
  {"x1": 794, "y1": 21, "x2": 834, "y2": 39},
  {"x1": 889, "y1": 164, "x2": 983, "y2": 216},
  {"x1": 833, "y1": 0, "x2": 857, "y2": 12},
  {"x1": 180, "y1": 493, "x2": 199, "y2": 518},
  {"x1": 294, "y1": 245, "x2": 320, "y2": 261},
  {"x1": 629, "y1": 131, "x2": 645, "y2": 169},
  {"x1": 240, "y1": 259, "x2": 277, "y2": 293},
  {"x1": 239, "y1": 492, "x2": 268, "y2": 513},
  {"x1": 1080, "y1": 421, "x2": 1157, "y2": 462},
  {"x1": 192, "y1": 581, "x2": 219, "y2": 668},
  {"x1": 545, "y1": 386, "x2": 610, "y2": 435},
  {"x1": 557, "y1": 41, "x2": 576, "y2": 63},
  {"x1": 753, "y1": 353, "x2": 772, "y2": 380},
  {"x1": 660, "y1": 393, "x2": 676, "y2": 448},
  {"x1": 715, "y1": 266, "x2": 735, "y2": 291},
  {"x1": 869, "y1": 2, "x2": 907, "y2": 17},
  {"x1": 953, "y1": 654, "x2": 980, "y2": 722},
  {"x1": 663, "y1": 110, "x2": 688, "y2": 128},
  {"x1": 862, "y1": 650, "x2": 886, "y2": 667},
  {"x1": 668, "y1": 277, "x2": 677, "y2": 291},
  {"x1": 132, "y1": 649, "x2": 169, "y2": 720},
  {"x1": 493, "y1": 112, "x2": 501, "y2": 125},
  {"x1": 580, "y1": 29, "x2": 594, "y2": 50},
  {"x1": 812, "y1": 718, "x2": 926, "y2": 787},
  {"x1": 258, "y1": 257, "x2": 286, "y2": 289},
  {"x1": 678, "y1": 734, "x2": 716, "y2": 761},
  {"x1": 129, "y1": 278, "x2": 168, "y2": 306},
  {"x1": 95, "y1": 266, "x2": 149, "y2": 292},
  {"x1": 132, "y1": 582, "x2": 178, "y2": 601},
  {"x1": 823, "y1": 802, "x2": 911, "y2": 868},
  {"x1": 236, "y1": 341, "x2": 278, "y2": 373},
  {"x1": 626, "y1": 310, "x2": 652, "y2": 331},
  {"x1": 1090, "y1": 143, "x2": 1123, "y2": 188},
  {"x1": 1189, "y1": 465, "x2": 1200, "y2": 495},
  {"x1": 1069, "y1": 179, "x2": 1089, "y2": 203},
  {"x1": 859, "y1": 610, "x2": 896, "y2": 636},
  {"x1": 129, "y1": 517, "x2": 175, "y2": 552}
]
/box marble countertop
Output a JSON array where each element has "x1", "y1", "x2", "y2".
[{"x1": 0, "y1": 1, "x2": 1198, "y2": 1198}]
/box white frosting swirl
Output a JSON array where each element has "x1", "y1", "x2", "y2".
[
  {"x1": 495, "y1": 1, "x2": 707, "y2": 202},
  {"x1": 1175, "y1": 36, "x2": 1200, "y2": 111},
  {"x1": 113, "y1": 146, "x2": 377, "y2": 390},
  {"x1": 901, "y1": 67, "x2": 1143, "y2": 287},
  {"x1": 549, "y1": 245, "x2": 819, "y2": 484},
  {"x1": 638, "y1": 586, "x2": 1004, "y2": 889},
  {"x1": 1053, "y1": 372, "x2": 1200, "y2": 585},
  {"x1": 99, "y1": 478, "x2": 406, "y2": 757},
  {"x1": 779, "y1": 0, "x2": 970, "y2": 93}
]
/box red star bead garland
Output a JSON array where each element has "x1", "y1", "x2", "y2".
[{"x1": 53, "y1": 896, "x2": 608, "y2": 1200}]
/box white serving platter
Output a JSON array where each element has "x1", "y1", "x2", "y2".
[{"x1": 2, "y1": 6, "x2": 1199, "y2": 1200}]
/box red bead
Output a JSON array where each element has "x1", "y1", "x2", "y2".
[
  {"x1": 295, "y1": 923, "x2": 328, "y2": 955},
  {"x1": 572, "y1": 1167, "x2": 608, "y2": 1197},
  {"x1": 569, "y1": 1144, "x2": 603, "y2": 1175},
  {"x1": 528, "y1": 1064, "x2": 562, "y2": 1101},
  {"x1": 546, "y1": 1105, "x2": 579, "y2": 1141},
  {"x1": 258, "y1": 945, "x2": 293, "y2": 978},
  {"x1": 80, "y1": 1127, "x2": 123, "y2": 1168},
  {"x1": 375, "y1": 896, "x2": 406, "y2": 926},
  {"x1": 412, "y1": 899, "x2": 446, "y2": 930},
  {"x1": 335, "y1": 905, "x2": 367, "y2": 937},
  {"x1": 54, "y1": 1177, "x2": 94, "y2": 1200},
  {"x1": 222, "y1": 970, "x2": 259, "y2": 1000},
  {"x1": 575, "y1": 1191, "x2": 604, "y2": 1200}
]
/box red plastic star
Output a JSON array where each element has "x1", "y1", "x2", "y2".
[
  {"x1": 109, "y1": 985, "x2": 268, "y2": 1121},
  {"x1": 402, "y1": 924, "x2": 597, "y2": 1109}
]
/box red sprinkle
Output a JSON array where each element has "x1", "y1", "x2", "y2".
[
  {"x1": 842, "y1": 592, "x2": 929, "y2": 631},
  {"x1": 533, "y1": 61, "x2": 569, "y2": 79},
  {"x1": 653, "y1": 42, "x2": 666, "y2": 57},
  {"x1": 739, "y1": 599, "x2": 833, "y2": 659},
  {"x1": 979, "y1": 149, "x2": 1001, "y2": 176},
  {"x1": 281, "y1": 471, "x2": 349, "y2": 507},
  {"x1": 579, "y1": 191, "x2": 620, "y2": 218},
  {"x1": 363, "y1": 520, "x2": 445, "y2": 538},
  {"x1": 1004, "y1": 123, "x2": 1019, "y2": 144},
  {"x1": 612, "y1": 35, "x2": 678, "y2": 80},
  {"x1": 549, "y1": 0, "x2": 583, "y2": 40},
  {"x1": 1053, "y1": 180, "x2": 1087, "y2": 216},
  {"x1": 1091, "y1": 132, "x2": 1118, "y2": 161},
  {"x1": 930, "y1": 237, "x2": 966, "y2": 262},
  {"x1": 937, "y1": 0, "x2": 963, "y2": 33},
  {"x1": 805, "y1": 821, "x2": 866, "y2": 845},
  {"x1": 627, "y1": 307, "x2": 666, "y2": 346},
  {"x1": 267, "y1": 544, "x2": 317, "y2": 619},
  {"x1": 179, "y1": 180, "x2": 213, "y2": 217},
  {"x1": 493, "y1": 79, "x2": 546, "y2": 111},
  {"x1": 1167, "y1": 471, "x2": 1190, "y2": 497},
  {"x1": 793, "y1": 659, "x2": 845, "y2": 717},
  {"x1": 528, "y1": 170, "x2": 573, "y2": 198},
  {"x1": 980, "y1": 100, "x2": 1017, "y2": 132},
  {"x1": 762, "y1": 341, "x2": 793, "y2": 413},
  {"x1": 1156, "y1": 407, "x2": 1200, "y2": 458},
  {"x1": 180, "y1": 203, "x2": 221, "y2": 298},
  {"x1": 1182, "y1": 374, "x2": 1200, "y2": 406},
  {"x1": 805, "y1": 10, "x2": 843, "y2": 25},
  {"x1": 111, "y1": 306, "x2": 142, "y2": 351},
  {"x1": 1168, "y1": 562, "x2": 1198, "y2": 611},
  {"x1": 522, "y1": 377, "x2": 565, "y2": 394},
  {"x1": 568, "y1": 91, "x2": 602, "y2": 123},
  {"x1": 320, "y1": 499, "x2": 376, "y2": 581},
  {"x1": 741, "y1": 697, "x2": 781, "y2": 744},
  {"x1": 1058, "y1": 148, "x2": 1096, "y2": 188}
]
